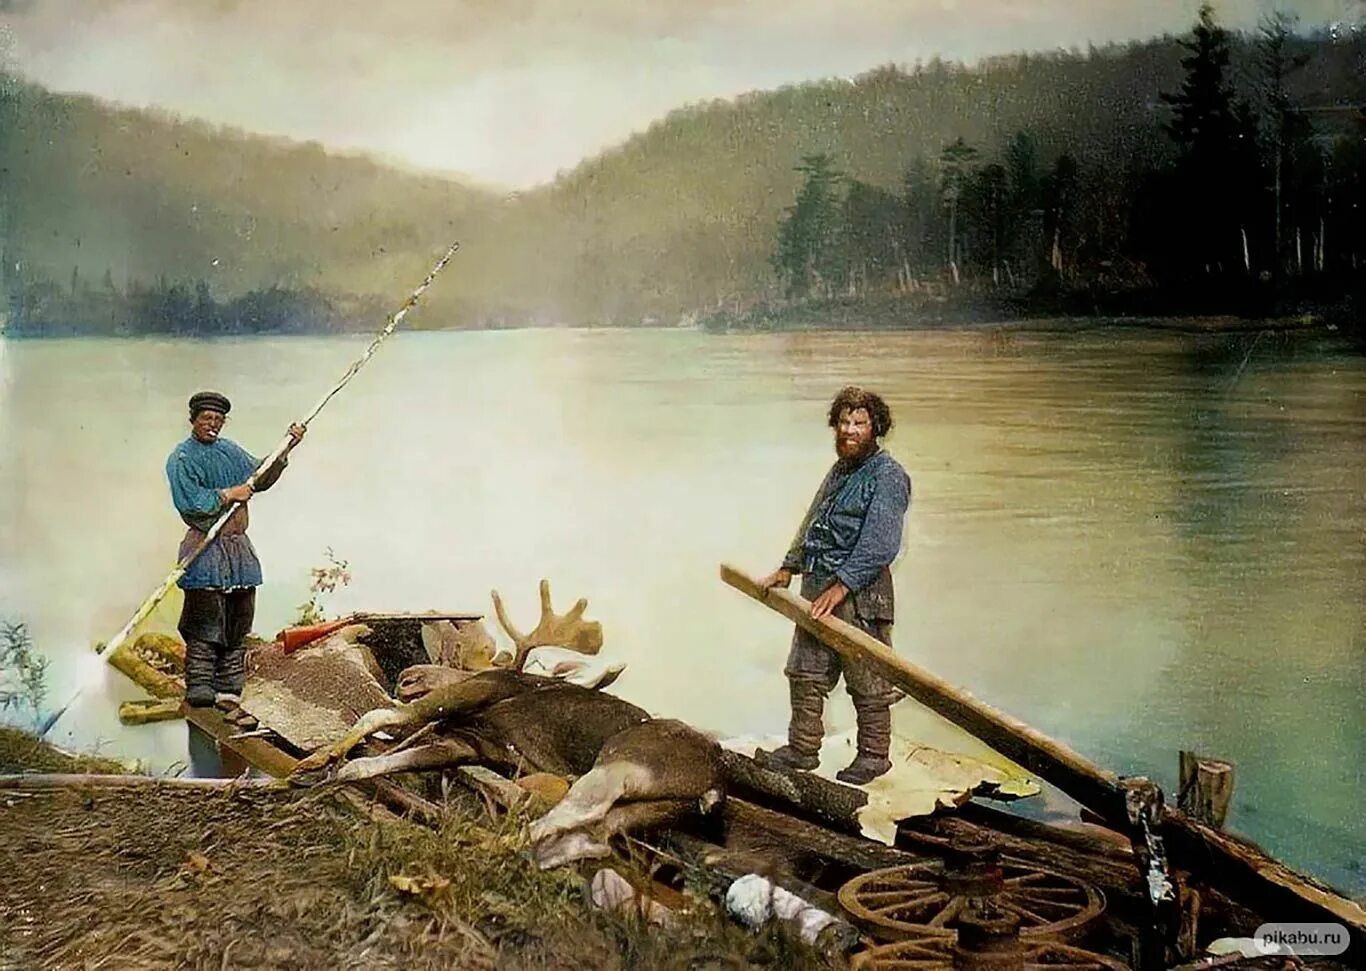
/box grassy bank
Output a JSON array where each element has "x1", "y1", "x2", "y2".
[
  {"x1": 0, "y1": 729, "x2": 827, "y2": 969},
  {"x1": 0, "y1": 724, "x2": 131, "y2": 775}
]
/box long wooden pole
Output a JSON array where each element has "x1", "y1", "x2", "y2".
[
  {"x1": 720, "y1": 562, "x2": 1130, "y2": 826},
  {"x1": 100, "y1": 241, "x2": 463, "y2": 667},
  {"x1": 38, "y1": 243, "x2": 461, "y2": 736}
]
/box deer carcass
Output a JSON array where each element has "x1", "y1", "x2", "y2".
[{"x1": 290, "y1": 582, "x2": 724, "y2": 868}]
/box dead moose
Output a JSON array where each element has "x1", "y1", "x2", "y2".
[{"x1": 290, "y1": 581, "x2": 724, "y2": 868}]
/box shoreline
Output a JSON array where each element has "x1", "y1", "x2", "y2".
[
  {"x1": 698, "y1": 289, "x2": 1360, "y2": 337},
  {"x1": 0, "y1": 311, "x2": 1352, "y2": 339}
]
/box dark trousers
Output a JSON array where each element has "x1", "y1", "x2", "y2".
[
  {"x1": 784, "y1": 576, "x2": 899, "y2": 705},
  {"x1": 782, "y1": 575, "x2": 900, "y2": 759},
  {"x1": 178, "y1": 588, "x2": 255, "y2": 697}
]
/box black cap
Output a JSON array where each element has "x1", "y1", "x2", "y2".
[{"x1": 188, "y1": 391, "x2": 231, "y2": 417}]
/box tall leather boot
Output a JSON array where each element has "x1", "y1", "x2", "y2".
[
  {"x1": 212, "y1": 642, "x2": 247, "y2": 702},
  {"x1": 761, "y1": 680, "x2": 826, "y2": 772},
  {"x1": 837, "y1": 701, "x2": 892, "y2": 785},
  {"x1": 183, "y1": 639, "x2": 218, "y2": 708}
]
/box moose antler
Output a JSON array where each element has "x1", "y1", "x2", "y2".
[{"x1": 491, "y1": 579, "x2": 603, "y2": 672}]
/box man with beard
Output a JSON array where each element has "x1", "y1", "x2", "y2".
[
  {"x1": 166, "y1": 391, "x2": 305, "y2": 713},
  {"x1": 757, "y1": 387, "x2": 911, "y2": 785}
]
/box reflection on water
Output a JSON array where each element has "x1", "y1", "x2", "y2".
[{"x1": 0, "y1": 325, "x2": 1362, "y2": 894}]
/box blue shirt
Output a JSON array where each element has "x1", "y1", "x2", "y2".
[
  {"x1": 166, "y1": 436, "x2": 265, "y2": 590},
  {"x1": 782, "y1": 448, "x2": 911, "y2": 594}
]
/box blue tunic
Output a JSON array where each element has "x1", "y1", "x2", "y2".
[
  {"x1": 166, "y1": 436, "x2": 265, "y2": 590},
  {"x1": 782, "y1": 448, "x2": 912, "y2": 595}
]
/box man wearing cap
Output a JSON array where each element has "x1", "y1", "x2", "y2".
[
  {"x1": 166, "y1": 391, "x2": 305, "y2": 711},
  {"x1": 756, "y1": 386, "x2": 911, "y2": 785}
]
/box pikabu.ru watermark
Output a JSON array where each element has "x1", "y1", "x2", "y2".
[{"x1": 1251, "y1": 922, "x2": 1350, "y2": 956}]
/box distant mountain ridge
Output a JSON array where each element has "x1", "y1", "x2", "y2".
[
  {"x1": 2, "y1": 26, "x2": 1362, "y2": 331},
  {"x1": 0, "y1": 76, "x2": 496, "y2": 317}
]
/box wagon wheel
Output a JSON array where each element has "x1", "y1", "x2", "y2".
[
  {"x1": 849, "y1": 934, "x2": 954, "y2": 970},
  {"x1": 850, "y1": 936, "x2": 1127, "y2": 970},
  {"x1": 838, "y1": 860, "x2": 1104, "y2": 941}
]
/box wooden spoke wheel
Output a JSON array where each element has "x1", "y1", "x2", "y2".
[
  {"x1": 838, "y1": 860, "x2": 1104, "y2": 941},
  {"x1": 849, "y1": 935, "x2": 954, "y2": 970},
  {"x1": 850, "y1": 936, "x2": 1127, "y2": 970}
]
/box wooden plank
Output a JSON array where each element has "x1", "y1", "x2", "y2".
[
  {"x1": 1159, "y1": 807, "x2": 1366, "y2": 953},
  {"x1": 721, "y1": 562, "x2": 1128, "y2": 826},
  {"x1": 185, "y1": 706, "x2": 298, "y2": 778}
]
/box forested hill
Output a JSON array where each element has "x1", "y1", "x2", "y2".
[
  {"x1": 3, "y1": 19, "x2": 1364, "y2": 334},
  {"x1": 0, "y1": 77, "x2": 502, "y2": 334},
  {"x1": 490, "y1": 24, "x2": 1364, "y2": 324},
  {"x1": 495, "y1": 43, "x2": 1192, "y2": 323}
]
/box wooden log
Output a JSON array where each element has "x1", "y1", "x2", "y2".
[
  {"x1": 117, "y1": 698, "x2": 185, "y2": 725},
  {"x1": 720, "y1": 563, "x2": 1128, "y2": 827},
  {"x1": 1159, "y1": 806, "x2": 1366, "y2": 954},
  {"x1": 0, "y1": 773, "x2": 273, "y2": 790},
  {"x1": 105, "y1": 640, "x2": 184, "y2": 699},
  {"x1": 719, "y1": 749, "x2": 868, "y2": 832},
  {"x1": 724, "y1": 797, "x2": 922, "y2": 874},
  {"x1": 1177, "y1": 751, "x2": 1234, "y2": 830}
]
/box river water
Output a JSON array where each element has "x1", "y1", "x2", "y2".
[{"x1": 1, "y1": 325, "x2": 1362, "y2": 895}]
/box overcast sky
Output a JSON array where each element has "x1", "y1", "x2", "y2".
[{"x1": 1, "y1": 1, "x2": 1360, "y2": 186}]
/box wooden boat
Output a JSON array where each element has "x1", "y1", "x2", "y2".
[{"x1": 100, "y1": 577, "x2": 1363, "y2": 970}]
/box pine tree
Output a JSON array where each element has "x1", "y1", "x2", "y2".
[
  {"x1": 939, "y1": 138, "x2": 979, "y2": 283},
  {"x1": 839, "y1": 180, "x2": 900, "y2": 296},
  {"x1": 1159, "y1": 3, "x2": 1263, "y2": 276},
  {"x1": 1042, "y1": 154, "x2": 1078, "y2": 277},
  {"x1": 1004, "y1": 132, "x2": 1042, "y2": 281},
  {"x1": 966, "y1": 163, "x2": 1008, "y2": 284},
  {"x1": 772, "y1": 154, "x2": 843, "y2": 298},
  {"x1": 1256, "y1": 10, "x2": 1315, "y2": 277},
  {"x1": 897, "y1": 157, "x2": 940, "y2": 287}
]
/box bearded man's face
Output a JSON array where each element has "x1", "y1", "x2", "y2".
[{"x1": 834, "y1": 407, "x2": 876, "y2": 461}]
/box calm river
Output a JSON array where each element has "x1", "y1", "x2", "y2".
[{"x1": 1, "y1": 325, "x2": 1362, "y2": 895}]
